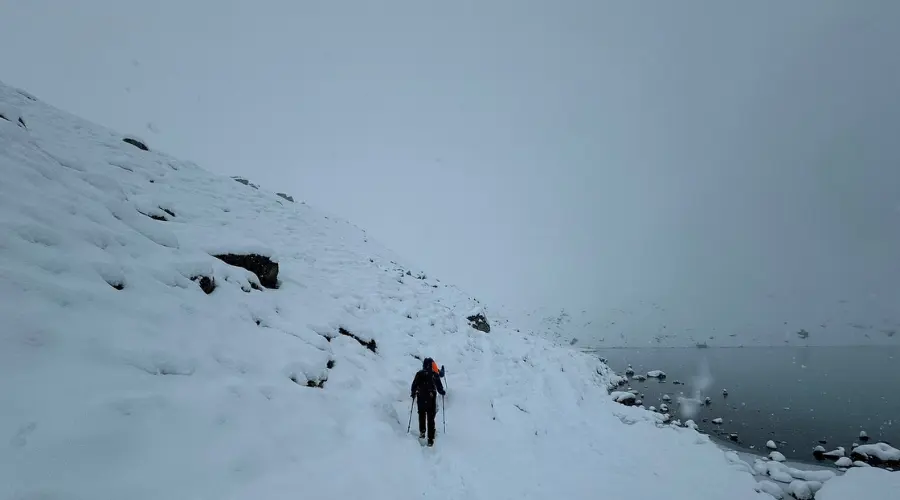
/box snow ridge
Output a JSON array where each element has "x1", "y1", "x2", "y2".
[{"x1": 2, "y1": 81, "x2": 773, "y2": 499}]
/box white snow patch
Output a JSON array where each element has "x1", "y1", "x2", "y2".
[{"x1": 713, "y1": 417, "x2": 724, "y2": 424}]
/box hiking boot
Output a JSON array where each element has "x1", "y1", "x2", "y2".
[
  {"x1": 419, "y1": 432, "x2": 426, "y2": 439},
  {"x1": 427, "y1": 439, "x2": 434, "y2": 447}
]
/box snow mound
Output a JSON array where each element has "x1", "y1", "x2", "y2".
[
  {"x1": 817, "y1": 467, "x2": 900, "y2": 500},
  {"x1": 0, "y1": 80, "x2": 774, "y2": 499},
  {"x1": 835, "y1": 457, "x2": 853, "y2": 468},
  {"x1": 647, "y1": 369, "x2": 667, "y2": 378},
  {"x1": 756, "y1": 479, "x2": 784, "y2": 499},
  {"x1": 767, "y1": 440, "x2": 778, "y2": 450},
  {"x1": 770, "y1": 451, "x2": 787, "y2": 462}
]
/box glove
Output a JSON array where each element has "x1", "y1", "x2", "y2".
[{"x1": 410, "y1": 394, "x2": 415, "y2": 400}]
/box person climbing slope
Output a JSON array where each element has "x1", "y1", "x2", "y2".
[{"x1": 410, "y1": 357, "x2": 446, "y2": 447}]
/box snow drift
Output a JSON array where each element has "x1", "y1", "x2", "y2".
[{"x1": 1, "y1": 80, "x2": 779, "y2": 499}]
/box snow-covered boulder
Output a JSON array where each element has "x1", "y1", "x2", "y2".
[
  {"x1": 625, "y1": 365, "x2": 635, "y2": 376},
  {"x1": 756, "y1": 480, "x2": 784, "y2": 499},
  {"x1": 787, "y1": 480, "x2": 813, "y2": 500},
  {"x1": 770, "y1": 451, "x2": 786, "y2": 462},
  {"x1": 859, "y1": 430, "x2": 869, "y2": 441},
  {"x1": 611, "y1": 391, "x2": 637, "y2": 406},
  {"x1": 660, "y1": 403, "x2": 669, "y2": 413},
  {"x1": 767, "y1": 440, "x2": 778, "y2": 450},
  {"x1": 647, "y1": 370, "x2": 666, "y2": 379},
  {"x1": 713, "y1": 417, "x2": 724, "y2": 424},
  {"x1": 851, "y1": 442, "x2": 900, "y2": 465},
  {"x1": 834, "y1": 457, "x2": 852, "y2": 468},
  {"x1": 823, "y1": 447, "x2": 845, "y2": 458},
  {"x1": 662, "y1": 394, "x2": 671, "y2": 402}
]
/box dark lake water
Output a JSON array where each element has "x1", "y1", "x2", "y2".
[{"x1": 589, "y1": 346, "x2": 899, "y2": 465}]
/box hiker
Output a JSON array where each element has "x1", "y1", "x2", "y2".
[{"x1": 410, "y1": 357, "x2": 446, "y2": 446}]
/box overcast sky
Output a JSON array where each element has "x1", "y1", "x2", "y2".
[{"x1": 2, "y1": 1, "x2": 899, "y2": 340}]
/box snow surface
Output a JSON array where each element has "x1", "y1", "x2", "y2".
[
  {"x1": 0, "y1": 81, "x2": 780, "y2": 499},
  {"x1": 817, "y1": 467, "x2": 900, "y2": 500},
  {"x1": 756, "y1": 480, "x2": 784, "y2": 498}
]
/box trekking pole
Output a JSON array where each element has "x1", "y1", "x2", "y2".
[
  {"x1": 442, "y1": 365, "x2": 449, "y2": 391},
  {"x1": 407, "y1": 396, "x2": 415, "y2": 433},
  {"x1": 442, "y1": 394, "x2": 446, "y2": 434}
]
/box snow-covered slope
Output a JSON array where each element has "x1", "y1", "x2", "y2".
[{"x1": 0, "y1": 81, "x2": 776, "y2": 500}]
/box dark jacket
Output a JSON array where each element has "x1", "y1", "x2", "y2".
[{"x1": 411, "y1": 358, "x2": 445, "y2": 405}]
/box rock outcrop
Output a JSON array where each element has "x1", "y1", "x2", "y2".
[{"x1": 213, "y1": 254, "x2": 279, "y2": 289}]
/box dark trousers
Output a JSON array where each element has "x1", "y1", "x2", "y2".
[{"x1": 417, "y1": 397, "x2": 437, "y2": 441}]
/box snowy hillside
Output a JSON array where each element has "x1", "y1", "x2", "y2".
[{"x1": 3, "y1": 81, "x2": 889, "y2": 499}]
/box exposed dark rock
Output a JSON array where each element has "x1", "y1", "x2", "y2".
[
  {"x1": 122, "y1": 137, "x2": 149, "y2": 151},
  {"x1": 290, "y1": 373, "x2": 325, "y2": 388},
  {"x1": 339, "y1": 327, "x2": 377, "y2": 353},
  {"x1": 231, "y1": 176, "x2": 259, "y2": 189},
  {"x1": 467, "y1": 313, "x2": 491, "y2": 333},
  {"x1": 797, "y1": 329, "x2": 810, "y2": 339},
  {"x1": 276, "y1": 192, "x2": 294, "y2": 202},
  {"x1": 161, "y1": 208, "x2": 175, "y2": 218},
  {"x1": 327, "y1": 360, "x2": 335, "y2": 369},
  {"x1": 190, "y1": 275, "x2": 216, "y2": 294},
  {"x1": 107, "y1": 281, "x2": 125, "y2": 290},
  {"x1": 0, "y1": 111, "x2": 26, "y2": 128},
  {"x1": 213, "y1": 253, "x2": 279, "y2": 289}
]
